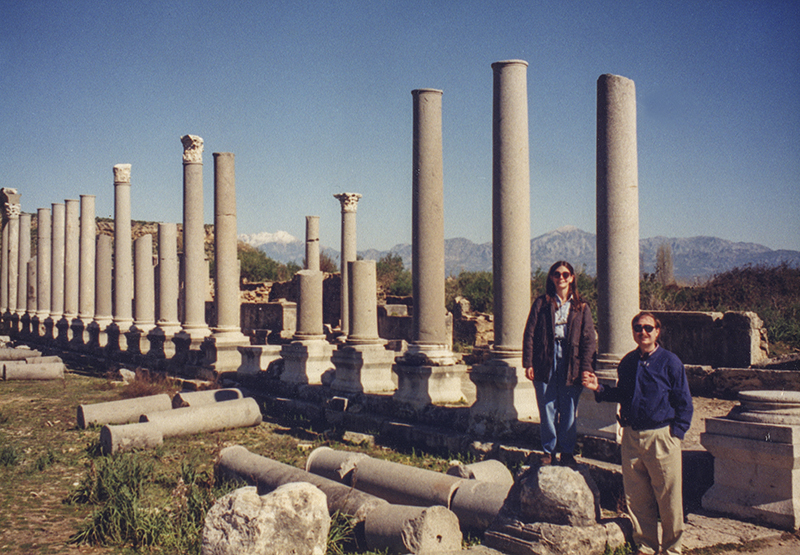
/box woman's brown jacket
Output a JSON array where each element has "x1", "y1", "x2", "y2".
[{"x1": 522, "y1": 294, "x2": 597, "y2": 385}]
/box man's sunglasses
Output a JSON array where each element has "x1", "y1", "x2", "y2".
[{"x1": 633, "y1": 324, "x2": 656, "y2": 333}]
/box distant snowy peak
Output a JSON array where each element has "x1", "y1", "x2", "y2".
[{"x1": 238, "y1": 230, "x2": 299, "y2": 248}]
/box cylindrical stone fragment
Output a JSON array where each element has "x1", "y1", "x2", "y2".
[
  {"x1": 363, "y1": 504, "x2": 462, "y2": 554},
  {"x1": 0, "y1": 348, "x2": 43, "y2": 360},
  {"x1": 295, "y1": 269, "x2": 324, "y2": 338},
  {"x1": 21, "y1": 355, "x2": 63, "y2": 364},
  {"x1": 347, "y1": 260, "x2": 379, "y2": 344},
  {"x1": 306, "y1": 447, "x2": 462, "y2": 508},
  {"x1": 448, "y1": 478, "x2": 511, "y2": 531},
  {"x1": 305, "y1": 215, "x2": 320, "y2": 272},
  {"x1": 3, "y1": 362, "x2": 65, "y2": 381},
  {"x1": 446, "y1": 459, "x2": 514, "y2": 488},
  {"x1": 171, "y1": 388, "x2": 243, "y2": 409},
  {"x1": 77, "y1": 393, "x2": 173, "y2": 429},
  {"x1": 100, "y1": 421, "x2": 164, "y2": 455},
  {"x1": 217, "y1": 445, "x2": 389, "y2": 523},
  {"x1": 139, "y1": 397, "x2": 261, "y2": 438},
  {"x1": 596, "y1": 73, "x2": 640, "y2": 359}
]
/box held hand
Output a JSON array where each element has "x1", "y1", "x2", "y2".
[
  {"x1": 582, "y1": 371, "x2": 599, "y2": 391},
  {"x1": 524, "y1": 367, "x2": 535, "y2": 382}
]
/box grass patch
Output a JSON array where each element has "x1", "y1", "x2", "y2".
[{"x1": 1, "y1": 444, "x2": 20, "y2": 467}]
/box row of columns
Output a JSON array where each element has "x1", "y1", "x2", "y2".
[{"x1": 1, "y1": 65, "x2": 641, "y2": 440}]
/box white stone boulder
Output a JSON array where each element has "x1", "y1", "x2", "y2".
[{"x1": 201, "y1": 483, "x2": 330, "y2": 555}]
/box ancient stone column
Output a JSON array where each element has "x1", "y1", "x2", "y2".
[
  {"x1": 2, "y1": 190, "x2": 21, "y2": 324},
  {"x1": 202, "y1": 152, "x2": 248, "y2": 372},
  {"x1": 87, "y1": 234, "x2": 113, "y2": 349},
  {"x1": 59, "y1": 198, "x2": 80, "y2": 342},
  {"x1": 35, "y1": 208, "x2": 51, "y2": 324},
  {"x1": 394, "y1": 89, "x2": 465, "y2": 408},
  {"x1": 73, "y1": 194, "x2": 96, "y2": 343},
  {"x1": 17, "y1": 212, "x2": 31, "y2": 319},
  {"x1": 280, "y1": 269, "x2": 333, "y2": 384},
  {"x1": 469, "y1": 60, "x2": 535, "y2": 436},
  {"x1": 596, "y1": 74, "x2": 640, "y2": 361},
  {"x1": 133, "y1": 234, "x2": 156, "y2": 330},
  {"x1": 305, "y1": 216, "x2": 320, "y2": 271},
  {"x1": 330, "y1": 260, "x2": 395, "y2": 394},
  {"x1": 582, "y1": 74, "x2": 641, "y2": 441},
  {"x1": 113, "y1": 164, "x2": 133, "y2": 328},
  {"x1": 0, "y1": 188, "x2": 16, "y2": 316},
  {"x1": 26, "y1": 257, "x2": 37, "y2": 334},
  {"x1": 178, "y1": 134, "x2": 210, "y2": 343},
  {"x1": 334, "y1": 192, "x2": 361, "y2": 338},
  {"x1": 157, "y1": 223, "x2": 180, "y2": 330},
  {"x1": 147, "y1": 223, "x2": 181, "y2": 361},
  {"x1": 50, "y1": 202, "x2": 65, "y2": 324}
]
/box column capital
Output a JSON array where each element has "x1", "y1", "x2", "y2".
[
  {"x1": 4, "y1": 203, "x2": 20, "y2": 219},
  {"x1": 113, "y1": 164, "x2": 132, "y2": 183},
  {"x1": 334, "y1": 192, "x2": 362, "y2": 213},
  {"x1": 181, "y1": 134, "x2": 204, "y2": 163}
]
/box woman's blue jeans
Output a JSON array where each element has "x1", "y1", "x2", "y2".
[{"x1": 534, "y1": 352, "x2": 583, "y2": 455}]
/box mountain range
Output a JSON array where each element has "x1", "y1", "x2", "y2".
[{"x1": 239, "y1": 226, "x2": 800, "y2": 281}]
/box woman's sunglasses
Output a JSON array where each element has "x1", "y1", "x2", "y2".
[
  {"x1": 551, "y1": 271, "x2": 571, "y2": 279},
  {"x1": 633, "y1": 324, "x2": 656, "y2": 333}
]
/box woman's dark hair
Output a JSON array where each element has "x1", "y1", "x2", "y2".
[{"x1": 545, "y1": 260, "x2": 583, "y2": 307}]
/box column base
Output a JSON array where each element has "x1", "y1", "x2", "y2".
[
  {"x1": 69, "y1": 319, "x2": 91, "y2": 350},
  {"x1": 126, "y1": 324, "x2": 156, "y2": 361},
  {"x1": 172, "y1": 328, "x2": 212, "y2": 367},
  {"x1": 392, "y1": 362, "x2": 468, "y2": 408},
  {"x1": 280, "y1": 338, "x2": 335, "y2": 385},
  {"x1": 55, "y1": 317, "x2": 73, "y2": 346},
  {"x1": 104, "y1": 321, "x2": 133, "y2": 359},
  {"x1": 468, "y1": 352, "x2": 538, "y2": 438},
  {"x1": 701, "y1": 416, "x2": 800, "y2": 530},
  {"x1": 578, "y1": 354, "x2": 621, "y2": 441},
  {"x1": 86, "y1": 320, "x2": 112, "y2": 351},
  {"x1": 145, "y1": 325, "x2": 182, "y2": 361},
  {"x1": 202, "y1": 331, "x2": 251, "y2": 373},
  {"x1": 237, "y1": 345, "x2": 284, "y2": 376},
  {"x1": 331, "y1": 342, "x2": 396, "y2": 394},
  {"x1": 19, "y1": 314, "x2": 32, "y2": 337},
  {"x1": 6, "y1": 313, "x2": 20, "y2": 335}
]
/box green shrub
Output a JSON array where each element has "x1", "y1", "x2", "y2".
[{"x1": 376, "y1": 253, "x2": 412, "y2": 296}]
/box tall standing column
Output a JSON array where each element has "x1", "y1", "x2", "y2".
[
  {"x1": 87, "y1": 234, "x2": 113, "y2": 349},
  {"x1": 59, "y1": 198, "x2": 80, "y2": 342},
  {"x1": 17, "y1": 212, "x2": 31, "y2": 319},
  {"x1": 469, "y1": 60, "x2": 534, "y2": 436},
  {"x1": 3, "y1": 190, "x2": 21, "y2": 325},
  {"x1": 74, "y1": 194, "x2": 96, "y2": 343},
  {"x1": 0, "y1": 188, "x2": 16, "y2": 317},
  {"x1": 34, "y1": 208, "x2": 51, "y2": 331},
  {"x1": 583, "y1": 74, "x2": 641, "y2": 441},
  {"x1": 128, "y1": 233, "x2": 156, "y2": 356},
  {"x1": 305, "y1": 216, "x2": 320, "y2": 271},
  {"x1": 333, "y1": 192, "x2": 361, "y2": 338},
  {"x1": 202, "y1": 152, "x2": 248, "y2": 372},
  {"x1": 113, "y1": 165, "x2": 133, "y2": 328},
  {"x1": 50, "y1": 202, "x2": 65, "y2": 324},
  {"x1": 156, "y1": 223, "x2": 180, "y2": 332},
  {"x1": 179, "y1": 135, "x2": 210, "y2": 341},
  {"x1": 596, "y1": 74, "x2": 640, "y2": 361},
  {"x1": 394, "y1": 88, "x2": 464, "y2": 408}
]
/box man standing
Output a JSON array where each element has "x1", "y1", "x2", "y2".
[{"x1": 583, "y1": 312, "x2": 693, "y2": 555}]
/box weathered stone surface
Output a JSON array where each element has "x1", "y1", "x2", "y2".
[
  {"x1": 519, "y1": 466, "x2": 597, "y2": 527},
  {"x1": 77, "y1": 393, "x2": 172, "y2": 429},
  {"x1": 201, "y1": 483, "x2": 329, "y2": 555},
  {"x1": 485, "y1": 518, "x2": 629, "y2": 555},
  {"x1": 364, "y1": 504, "x2": 462, "y2": 554}
]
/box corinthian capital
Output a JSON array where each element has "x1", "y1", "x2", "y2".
[
  {"x1": 4, "y1": 203, "x2": 21, "y2": 219},
  {"x1": 334, "y1": 192, "x2": 362, "y2": 213},
  {"x1": 181, "y1": 135, "x2": 204, "y2": 163},
  {"x1": 113, "y1": 164, "x2": 132, "y2": 183}
]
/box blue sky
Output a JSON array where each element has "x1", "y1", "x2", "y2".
[{"x1": 2, "y1": 0, "x2": 798, "y2": 251}]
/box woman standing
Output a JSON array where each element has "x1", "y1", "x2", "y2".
[{"x1": 523, "y1": 261, "x2": 596, "y2": 466}]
